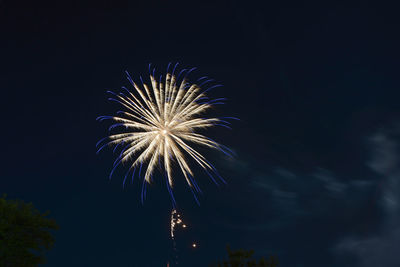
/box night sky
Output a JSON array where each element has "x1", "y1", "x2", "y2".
[{"x1": 1, "y1": 0, "x2": 400, "y2": 266}]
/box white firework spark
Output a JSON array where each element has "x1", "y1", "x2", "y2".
[{"x1": 97, "y1": 63, "x2": 236, "y2": 202}]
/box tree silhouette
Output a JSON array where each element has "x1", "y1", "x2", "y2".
[
  {"x1": 0, "y1": 195, "x2": 58, "y2": 267},
  {"x1": 210, "y1": 245, "x2": 279, "y2": 267}
]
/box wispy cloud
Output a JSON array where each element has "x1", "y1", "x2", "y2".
[
  {"x1": 219, "y1": 151, "x2": 376, "y2": 235},
  {"x1": 335, "y1": 129, "x2": 400, "y2": 267},
  {"x1": 215, "y1": 143, "x2": 379, "y2": 266},
  {"x1": 313, "y1": 168, "x2": 348, "y2": 196}
]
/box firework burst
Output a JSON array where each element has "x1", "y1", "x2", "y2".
[{"x1": 96, "y1": 63, "x2": 236, "y2": 203}]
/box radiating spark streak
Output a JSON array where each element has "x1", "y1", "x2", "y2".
[{"x1": 97, "y1": 64, "x2": 235, "y2": 200}]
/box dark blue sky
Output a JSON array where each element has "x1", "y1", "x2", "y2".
[{"x1": 1, "y1": 0, "x2": 400, "y2": 266}]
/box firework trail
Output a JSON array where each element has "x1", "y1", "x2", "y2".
[
  {"x1": 96, "y1": 63, "x2": 237, "y2": 203},
  {"x1": 170, "y1": 209, "x2": 191, "y2": 266},
  {"x1": 170, "y1": 209, "x2": 178, "y2": 265}
]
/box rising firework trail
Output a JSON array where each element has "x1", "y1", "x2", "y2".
[{"x1": 169, "y1": 209, "x2": 195, "y2": 266}]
